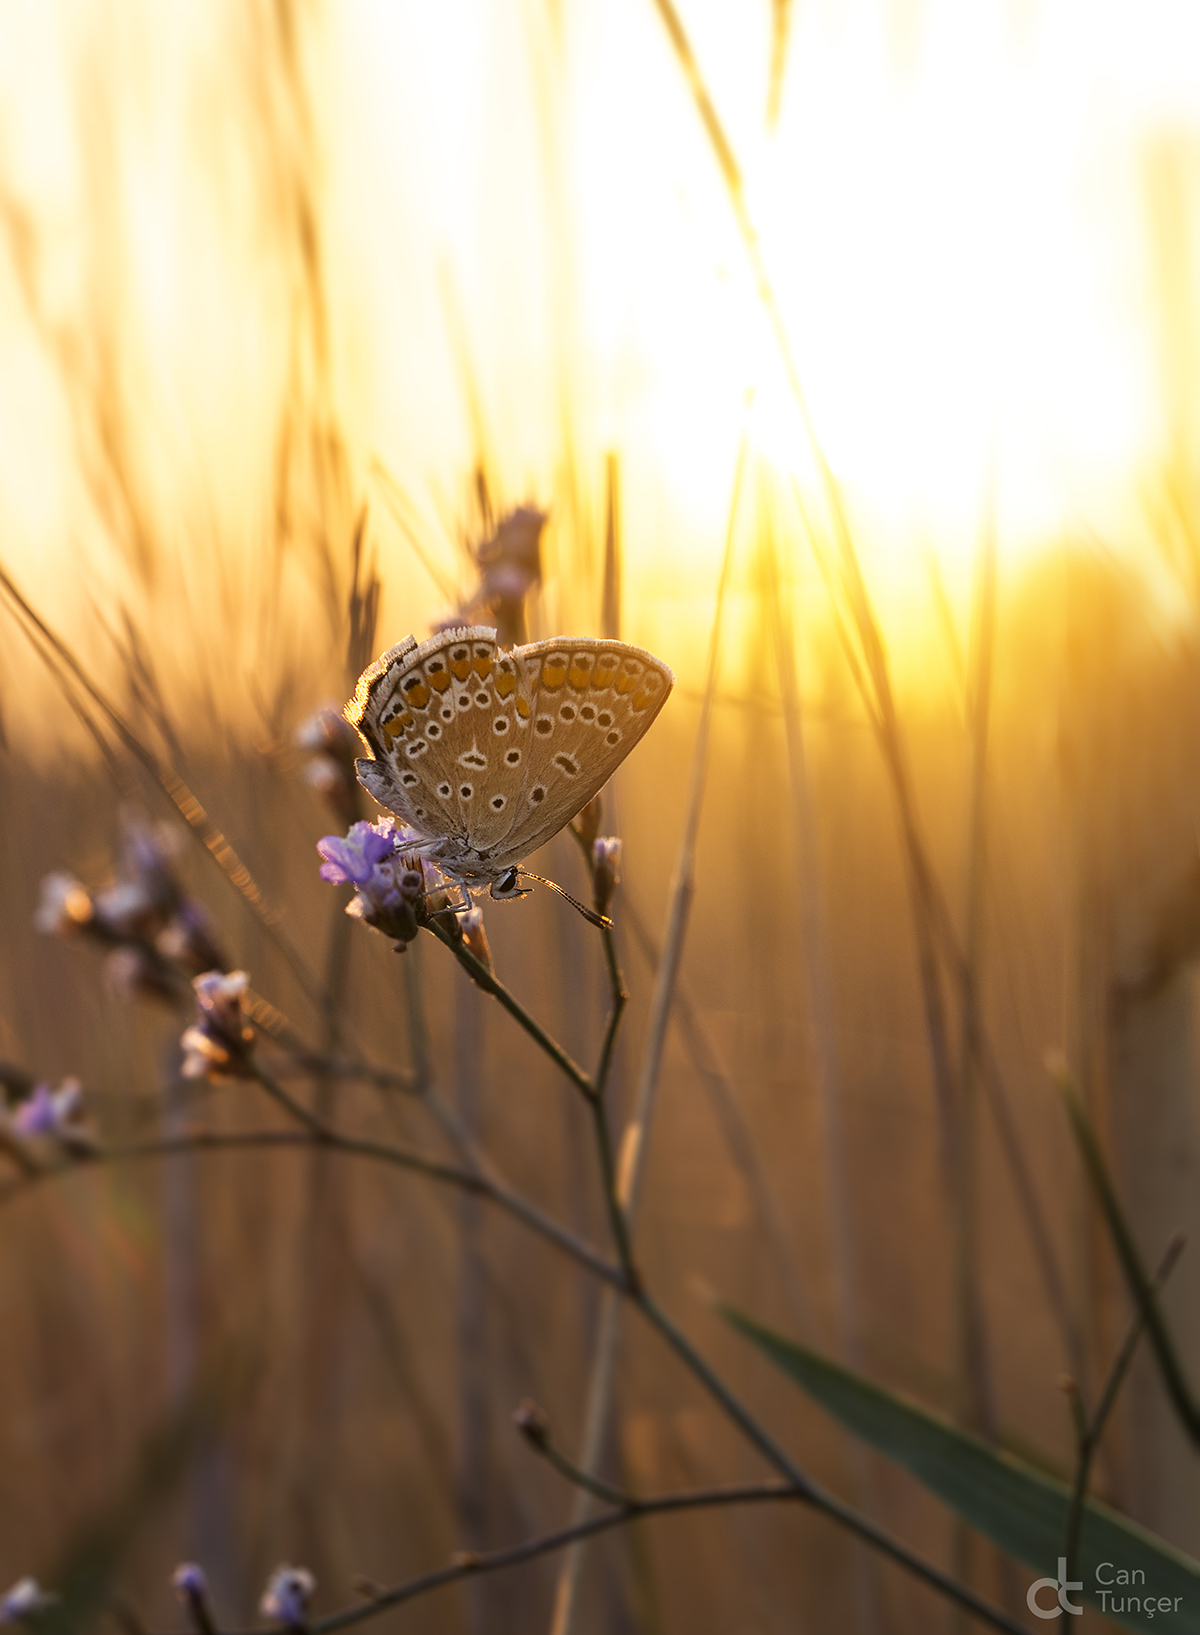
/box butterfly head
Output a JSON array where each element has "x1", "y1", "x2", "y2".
[{"x1": 489, "y1": 866, "x2": 531, "y2": 903}]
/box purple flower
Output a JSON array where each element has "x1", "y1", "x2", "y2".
[
  {"x1": 317, "y1": 821, "x2": 434, "y2": 948},
  {"x1": 317, "y1": 819, "x2": 398, "y2": 886},
  {"x1": 181, "y1": 971, "x2": 255, "y2": 1078},
  {"x1": 259, "y1": 1565, "x2": 315, "y2": 1627}
]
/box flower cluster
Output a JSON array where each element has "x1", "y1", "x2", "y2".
[
  {"x1": 34, "y1": 807, "x2": 225, "y2": 1000},
  {"x1": 181, "y1": 971, "x2": 256, "y2": 1078},
  {"x1": 317, "y1": 818, "x2": 437, "y2": 949},
  {"x1": 296, "y1": 704, "x2": 362, "y2": 825}
]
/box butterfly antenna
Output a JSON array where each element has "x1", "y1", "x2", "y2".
[{"x1": 520, "y1": 871, "x2": 612, "y2": 931}]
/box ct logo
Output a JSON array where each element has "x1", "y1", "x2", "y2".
[{"x1": 1027, "y1": 1558, "x2": 1084, "y2": 1618}]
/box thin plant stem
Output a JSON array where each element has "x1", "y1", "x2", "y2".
[
  {"x1": 521, "y1": 1419, "x2": 632, "y2": 1509},
  {"x1": 547, "y1": 440, "x2": 746, "y2": 1635},
  {"x1": 803, "y1": 483, "x2": 1082, "y2": 1385},
  {"x1": 0, "y1": 1128, "x2": 624, "y2": 1290},
  {"x1": 760, "y1": 492, "x2": 879, "y2": 1634},
  {"x1": 592, "y1": 925, "x2": 627, "y2": 1103},
  {"x1": 313, "y1": 1483, "x2": 799, "y2": 1634},
  {"x1": 633, "y1": 1292, "x2": 1027, "y2": 1635},
  {"x1": 1054, "y1": 1067, "x2": 1200, "y2": 1443},
  {"x1": 307, "y1": 1473, "x2": 1027, "y2": 1635},
  {"x1": 956, "y1": 474, "x2": 999, "y2": 1437},
  {"x1": 621, "y1": 891, "x2": 815, "y2": 1335},
  {"x1": 0, "y1": 561, "x2": 326, "y2": 1009},
  {"x1": 247, "y1": 1060, "x2": 332, "y2": 1140},
  {"x1": 425, "y1": 918, "x2": 593, "y2": 1099},
  {"x1": 1061, "y1": 1235, "x2": 1184, "y2": 1583}
]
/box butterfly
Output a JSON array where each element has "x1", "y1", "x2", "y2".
[{"x1": 345, "y1": 626, "x2": 675, "y2": 923}]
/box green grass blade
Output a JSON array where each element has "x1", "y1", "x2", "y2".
[{"x1": 722, "y1": 1305, "x2": 1200, "y2": 1633}]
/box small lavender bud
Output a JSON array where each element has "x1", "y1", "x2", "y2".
[
  {"x1": 259, "y1": 1565, "x2": 315, "y2": 1628},
  {"x1": 8, "y1": 1079, "x2": 94, "y2": 1154},
  {"x1": 181, "y1": 971, "x2": 255, "y2": 1079},
  {"x1": 513, "y1": 1398, "x2": 550, "y2": 1447},
  {"x1": 0, "y1": 1580, "x2": 56, "y2": 1625},
  {"x1": 592, "y1": 836, "x2": 622, "y2": 918},
  {"x1": 171, "y1": 1564, "x2": 208, "y2": 1600}
]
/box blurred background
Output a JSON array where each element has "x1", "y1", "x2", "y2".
[{"x1": 1, "y1": 1, "x2": 1199, "y2": 1629}]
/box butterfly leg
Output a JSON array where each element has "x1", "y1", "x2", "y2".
[{"x1": 424, "y1": 878, "x2": 476, "y2": 918}]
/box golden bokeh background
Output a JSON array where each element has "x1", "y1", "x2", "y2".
[{"x1": 2, "y1": 4, "x2": 1200, "y2": 1633}]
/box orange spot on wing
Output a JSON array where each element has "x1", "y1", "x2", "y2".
[
  {"x1": 568, "y1": 661, "x2": 591, "y2": 691},
  {"x1": 403, "y1": 679, "x2": 431, "y2": 709},
  {"x1": 427, "y1": 668, "x2": 452, "y2": 692},
  {"x1": 473, "y1": 651, "x2": 494, "y2": 679},
  {"x1": 495, "y1": 671, "x2": 516, "y2": 698},
  {"x1": 615, "y1": 668, "x2": 641, "y2": 695},
  {"x1": 383, "y1": 717, "x2": 406, "y2": 740},
  {"x1": 632, "y1": 688, "x2": 655, "y2": 712},
  {"x1": 450, "y1": 655, "x2": 472, "y2": 682},
  {"x1": 541, "y1": 658, "x2": 568, "y2": 690},
  {"x1": 515, "y1": 696, "x2": 531, "y2": 720},
  {"x1": 593, "y1": 657, "x2": 619, "y2": 689}
]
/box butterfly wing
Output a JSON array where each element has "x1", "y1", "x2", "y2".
[
  {"x1": 347, "y1": 628, "x2": 675, "y2": 870},
  {"x1": 346, "y1": 626, "x2": 503, "y2": 843},
  {"x1": 489, "y1": 637, "x2": 675, "y2": 863}
]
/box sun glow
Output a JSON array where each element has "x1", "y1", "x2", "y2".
[{"x1": 0, "y1": 0, "x2": 1197, "y2": 706}]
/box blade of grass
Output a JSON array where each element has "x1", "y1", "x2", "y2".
[
  {"x1": 547, "y1": 440, "x2": 747, "y2": 1635},
  {"x1": 1053, "y1": 1063, "x2": 1200, "y2": 1444},
  {"x1": 760, "y1": 491, "x2": 879, "y2": 1633}
]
